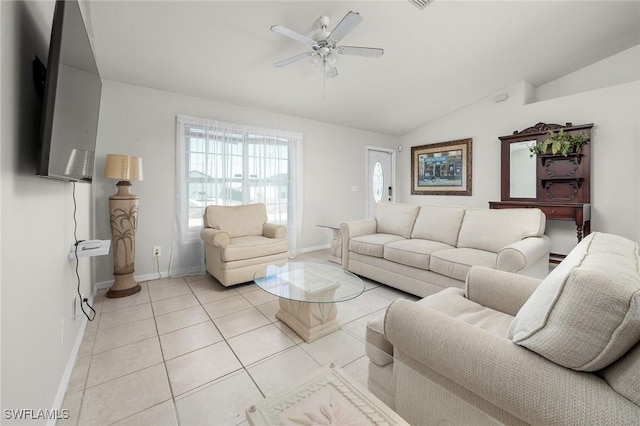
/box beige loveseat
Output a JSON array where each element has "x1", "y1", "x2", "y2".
[
  {"x1": 340, "y1": 202, "x2": 551, "y2": 297},
  {"x1": 366, "y1": 232, "x2": 640, "y2": 425},
  {"x1": 200, "y1": 204, "x2": 288, "y2": 286}
]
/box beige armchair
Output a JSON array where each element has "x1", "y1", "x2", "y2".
[{"x1": 200, "y1": 203, "x2": 288, "y2": 287}]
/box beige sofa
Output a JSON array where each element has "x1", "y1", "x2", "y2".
[
  {"x1": 340, "y1": 202, "x2": 551, "y2": 297},
  {"x1": 200, "y1": 203, "x2": 288, "y2": 286},
  {"x1": 366, "y1": 232, "x2": 640, "y2": 425}
]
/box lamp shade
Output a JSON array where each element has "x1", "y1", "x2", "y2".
[{"x1": 103, "y1": 154, "x2": 143, "y2": 181}]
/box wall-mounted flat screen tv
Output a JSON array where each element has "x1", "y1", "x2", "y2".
[{"x1": 36, "y1": 0, "x2": 102, "y2": 183}]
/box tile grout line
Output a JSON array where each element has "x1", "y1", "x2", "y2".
[{"x1": 66, "y1": 251, "x2": 390, "y2": 425}]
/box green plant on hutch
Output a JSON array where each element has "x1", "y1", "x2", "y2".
[{"x1": 529, "y1": 128, "x2": 589, "y2": 157}]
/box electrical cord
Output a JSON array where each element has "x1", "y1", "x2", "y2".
[{"x1": 72, "y1": 182, "x2": 96, "y2": 321}]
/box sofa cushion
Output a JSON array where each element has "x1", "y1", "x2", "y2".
[
  {"x1": 600, "y1": 342, "x2": 640, "y2": 405},
  {"x1": 204, "y1": 204, "x2": 267, "y2": 238},
  {"x1": 417, "y1": 288, "x2": 514, "y2": 338},
  {"x1": 375, "y1": 202, "x2": 420, "y2": 238},
  {"x1": 508, "y1": 232, "x2": 640, "y2": 371},
  {"x1": 457, "y1": 208, "x2": 546, "y2": 253},
  {"x1": 411, "y1": 205, "x2": 465, "y2": 246},
  {"x1": 384, "y1": 239, "x2": 454, "y2": 271},
  {"x1": 429, "y1": 248, "x2": 497, "y2": 281},
  {"x1": 349, "y1": 234, "x2": 406, "y2": 258},
  {"x1": 221, "y1": 235, "x2": 288, "y2": 262}
]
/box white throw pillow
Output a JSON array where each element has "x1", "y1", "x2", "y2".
[
  {"x1": 457, "y1": 208, "x2": 545, "y2": 253},
  {"x1": 508, "y1": 232, "x2": 640, "y2": 371},
  {"x1": 374, "y1": 202, "x2": 419, "y2": 238},
  {"x1": 411, "y1": 205, "x2": 465, "y2": 246}
]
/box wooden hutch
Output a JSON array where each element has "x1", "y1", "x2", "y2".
[{"x1": 489, "y1": 122, "x2": 593, "y2": 262}]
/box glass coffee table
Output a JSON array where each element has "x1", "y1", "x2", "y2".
[{"x1": 254, "y1": 262, "x2": 365, "y2": 342}]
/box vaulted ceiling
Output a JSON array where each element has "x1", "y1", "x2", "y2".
[{"x1": 85, "y1": 1, "x2": 640, "y2": 136}]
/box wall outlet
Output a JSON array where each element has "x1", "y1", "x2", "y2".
[{"x1": 153, "y1": 246, "x2": 162, "y2": 257}]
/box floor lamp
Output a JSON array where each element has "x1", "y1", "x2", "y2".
[{"x1": 103, "y1": 154, "x2": 143, "y2": 298}]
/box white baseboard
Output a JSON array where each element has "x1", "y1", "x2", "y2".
[
  {"x1": 299, "y1": 244, "x2": 330, "y2": 254},
  {"x1": 48, "y1": 287, "x2": 97, "y2": 426},
  {"x1": 95, "y1": 247, "x2": 331, "y2": 289},
  {"x1": 96, "y1": 268, "x2": 206, "y2": 289}
]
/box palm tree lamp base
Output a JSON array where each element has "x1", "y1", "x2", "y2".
[
  {"x1": 106, "y1": 273, "x2": 141, "y2": 298},
  {"x1": 106, "y1": 181, "x2": 140, "y2": 299}
]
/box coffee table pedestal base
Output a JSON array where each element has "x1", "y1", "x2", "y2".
[{"x1": 276, "y1": 299, "x2": 339, "y2": 342}]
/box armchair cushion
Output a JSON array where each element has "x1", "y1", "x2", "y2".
[
  {"x1": 509, "y1": 232, "x2": 640, "y2": 371},
  {"x1": 204, "y1": 204, "x2": 267, "y2": 238},
  {"x1": 219, "y1": 236, "x2": 289, "y2": 262}
]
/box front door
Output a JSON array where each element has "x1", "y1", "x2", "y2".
[{"x1": 367, "y1": 148, "x2": 394, "y2": 218}]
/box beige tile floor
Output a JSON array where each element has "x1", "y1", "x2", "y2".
[{"x1": 58, "y1": 250, "x2": 417, "y2": 426}]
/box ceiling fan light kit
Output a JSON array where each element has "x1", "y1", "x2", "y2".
[{"x1": 271, "y1": 11, "x2": 384, "y2": 79}]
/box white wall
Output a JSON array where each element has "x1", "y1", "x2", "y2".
[
  {"x1": 92, "y1": 80, "x2": 398, "y2": 285},
  {"x1": 536, "y1": 45, "x2": 640, "y2": 102},
  {"x1": 1, "y1": 0, "x2": 94, "y2": 421},
  {"x1": 399, "y1": 52, "x2": 640, "y2": 254}
]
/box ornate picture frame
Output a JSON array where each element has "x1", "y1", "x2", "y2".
[{"x1": 411, "y1": 138, "x2": 472, "y2": 195}]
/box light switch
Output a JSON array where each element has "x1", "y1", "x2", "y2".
[{"x1": 351, "y1": 186, "x2": 358, "y2": 192}]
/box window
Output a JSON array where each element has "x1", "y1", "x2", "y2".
[{"x1": 172, "y1": 115, "x2": 303, "y2": 275}]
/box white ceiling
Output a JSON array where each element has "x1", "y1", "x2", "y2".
[{"x1": 85, "y1": 1, "x2": 640, "y2": 136}]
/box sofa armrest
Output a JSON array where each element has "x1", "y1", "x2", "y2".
[
  {"x1": 340, "y1": 218, "x2": 377, "y2": 268},
  {"x1": 263, "y1": 222, "x2": 287, "y2": 239},
  {"x1": 384, "y1": 299, "x2": 640, "y2": 425},
  {"x1": 200, "y1": 228, "x2": 230, "y2": 248},
  {"x1": 496, "y1": 235, "x2": 551, "y2": 273},
  {"x1": 465, "y1": 266, "x2": 541, "y2": 316}
]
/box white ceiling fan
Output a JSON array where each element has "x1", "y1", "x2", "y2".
[{"x1": 270, "y1": 11, "x2": 384, "y2": 78}]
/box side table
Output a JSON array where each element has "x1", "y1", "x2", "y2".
[{"x1": 316, "y1": 224, "x2": 342, "y2": 264}]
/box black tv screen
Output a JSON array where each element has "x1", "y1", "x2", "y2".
[{"x1": 37, "y1": 0, "x2": 102, "y2": 183}]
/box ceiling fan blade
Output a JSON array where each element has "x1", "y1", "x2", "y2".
[
  {"x1": 274, "y1": 51, "x2": 315, "y2": 67},
  {"x1": 326, "y1": 66, "x2": 338, "y2": 78},
  {"x1": 337, "y1": 46, "x2": 384, "y2": 58},
  {"x1": 327, "y1": 11, "x2": 362, "y2": 43},
  {"x1": 270, "y1": 25, "x2": 318, "y2": 48}
]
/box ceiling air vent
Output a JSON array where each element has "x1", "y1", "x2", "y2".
[{"x1": 408, "y1": 0, "x2": 433, "y2": 10}]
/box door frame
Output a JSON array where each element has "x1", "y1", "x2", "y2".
[{"x1": 365, "y1": 146, "x2": 397, "y2": 217}]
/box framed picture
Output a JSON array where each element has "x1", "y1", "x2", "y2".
[{"x1": 411, "y1": 138, "x2": 472, "y2": 195}]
